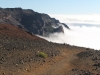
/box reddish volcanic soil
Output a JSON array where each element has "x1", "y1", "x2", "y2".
[
  {"x1": 0, "y1": 24, "x2": 100, "y2": 75},
  {"x1": 0, "y1": 24, "x2": 43, "y2": 40}
]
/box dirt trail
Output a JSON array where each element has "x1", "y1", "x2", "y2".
[{"x1": 32, "y1": 49, "x2": 83, "y2": 75}]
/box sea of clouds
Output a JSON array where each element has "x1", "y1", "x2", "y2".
[{"x1": 40, "y1": 14, "x2": 100, "y2": 50}]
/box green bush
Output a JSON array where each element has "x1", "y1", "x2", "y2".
[{"x1": 37, "y1": 52, "x2": 48, "y2": 58}]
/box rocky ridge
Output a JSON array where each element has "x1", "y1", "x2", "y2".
[{"x1": 0, "y1": 7, "x2": 69, "y2": 36}]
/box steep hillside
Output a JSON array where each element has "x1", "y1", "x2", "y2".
[
  {"x1": 0, "y1": 24, "x2": 67, "y2": 75},
  {"x1": 0, "y1": 24, "x2": 100, "y2": 75},
  {"x1": 0, "y1": 8, "x2": 69, "y2": 36}
]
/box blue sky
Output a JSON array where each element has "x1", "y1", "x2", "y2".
[{"x1": 0, "y1": 0, "x2": 100, "y2": 14}]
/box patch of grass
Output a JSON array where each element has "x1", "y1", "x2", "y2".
[{"x1": 37, "y1": 52, "x2": 48, "y2": 58}]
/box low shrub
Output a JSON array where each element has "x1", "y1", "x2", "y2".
[{"x1": 37, "y1": 52, "x2": 48, "y2": 58}]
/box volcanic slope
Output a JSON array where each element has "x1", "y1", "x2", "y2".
[{"x1": 0, "y1": 24, "x2": 100, "y2": 75}]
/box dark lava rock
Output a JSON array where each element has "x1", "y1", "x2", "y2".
[
  {"x1": 60, "y1": 23, "x2": 70, "y2": 29},
  {"x1": 0, "y1": 7, "x2": 70, "y2": 36},
  {"x1": 54, "y1": 26, "x2": 64, "y2": 33},
  {"x1": 77, "y1": 50, "x2": 94, "y2": 58}
]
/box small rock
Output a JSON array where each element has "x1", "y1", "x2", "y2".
[
  {"x1": 2, "y1": 72, "x2": 5, "y2": 75},
  {"x1": 15, "y1": 64, "x2": 18, "y2": 67},
  {"x1": 43, "y1": 59, "x2": 46, "y2": 62}
]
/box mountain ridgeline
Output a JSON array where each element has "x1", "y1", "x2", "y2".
[{"x1": 0, "y1": 7, "x2": 69, "y2": 36}]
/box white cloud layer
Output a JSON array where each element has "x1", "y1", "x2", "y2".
[
  {"x1": 49, "y1": 14, "x2": 100, "y2": 25},
  {"x1": 39, "y1": 14, "x2": 100, "y2": 50}
]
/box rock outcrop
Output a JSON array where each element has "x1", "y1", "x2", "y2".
[{"x1": 0, "y1": 7, "x2": 69, "y2": 36}]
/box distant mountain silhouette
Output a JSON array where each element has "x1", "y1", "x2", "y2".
[{"x1": 0, "y1": 7, "x2": 70, "y2": 36}]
